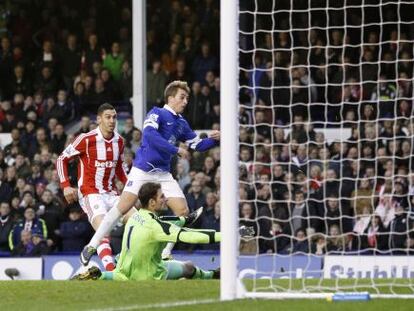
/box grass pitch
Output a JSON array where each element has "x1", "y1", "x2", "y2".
[{"x1": 1, "y1": 280, "x2": 413, "y2": 311}]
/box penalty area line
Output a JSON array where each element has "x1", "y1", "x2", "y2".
[{"x1": 87, "y1": 298, "x2": 219, "y2": 311}]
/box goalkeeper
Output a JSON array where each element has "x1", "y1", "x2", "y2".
[{"x1": 73, "y1": 182, "x2": 220, "y2": 281}]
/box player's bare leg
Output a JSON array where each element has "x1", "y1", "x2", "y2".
[
  {"x1": 161, "y1": 197, "x2": 189, "y2": 260},
  {"x1": 80, "y1": 191, "x2": 138, "y2": 266},
  {"x1": 121, "y1": 207, "x2": 139, "y2": 224},
  {"x1": 166, "y1": 197, "x2": 189, "y2": 216},
  {"x1": 91, "y1": 215, "x2": 115, "y2": 271}
]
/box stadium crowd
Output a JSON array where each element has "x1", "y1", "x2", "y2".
[
  {"x1": 0, "y1": 0, "x2": 222, "y2": 256},
  {"x1": 0, "y1": 0, "x2": 413, "y2": 258},
  {"x1": 238, "y1": 1, "x2": 414, "y2": 254}
]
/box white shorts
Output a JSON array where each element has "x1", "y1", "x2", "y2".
[
  {"x1": 123, "y1": 167, "x2": 185, "y2": 198},
  {"x1": 78, "y1": 192, "x2": 120, "y2": 223}
]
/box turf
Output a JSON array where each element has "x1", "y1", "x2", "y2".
[{"x1": 0, "y1": 280, "x2": 413, "y2": 311}]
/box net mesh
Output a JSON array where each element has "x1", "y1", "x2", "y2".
[{"x1": 238, "y1": 0, "x2": 414, "y2": 296}]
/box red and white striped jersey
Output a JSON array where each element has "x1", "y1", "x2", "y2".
[{"x1": 56, "y1": 127, "x2": 128, "y2": 196}]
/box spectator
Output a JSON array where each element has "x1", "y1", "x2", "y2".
[
  {"x1": 34, "y1": 66, "x2": 59, "y2": 98},
  {"x1": 120, "y1": 117, "x2": 137, "y2": 142},
  {"x1": 370, "y1": 74, "x2": 396, "y2": 118},
  {"x1": 59, "y1": 207, "x2": 90, "y2": 252},
  {"x1": 0, "y1": 201, "x2": 14, "y2": 252},
  {"x1": 128, "y1": 128, "x2": 142, "y2": 151},
  {"x1": 326, "y1": 224, "x2": 347, "y2": 252},
  {"x1": 9, "y1": 206, "x2": 47, "y2": 251},
  {"x1": 75, "y1": 116, "x2": 91, "y2": 136},
  {"x1": 119, "y1": 60, "x2": 132, "y2": 100},
  {"x1": 28, "y1": 232, "x2": 50, "y2": 256},
  {"x1": 18, "y1": 191, "x2": 36, "y2": 211},
  {"x1": 147, "y1": 59, "x2": 168, "y2": 108},
  {"x1": 35, "y1": 40, "x2": 58, "y2": 73},
  {"x1": 184, "y1": 81, "x2": 205, "y2": 129},
  {"x1": 199, "y1": 200, "x2": 220, "y2": 250},
  {"x1": 84, "y1": 33, "x2": 102, "y2": 75},
  {"x1": 239, "y1": 202, "x2": 258, "y2": 254},
  {"x1": 286, "y1": 228, "x2": 309, "y2": 254},
  {"x1": 169, "y1": 58, "x2": 191, "y2": 83},
  {"x1": 0, "y1": 169, "x2": 12, "y2": 203},
  {"x1": 11, "y1": 230, "x2": 49, "y2": 257},
  {"x1": 42, "y1": 97, "x2": 64, "y2": 126},
  {"x1": 7, "y1": 64, "x2": 32, "y2": 98},
  {"x1": 2, "y1": 110, "x2": 17, "y2": 132},
  {"x1": 11, "y1": 230, "x2": 33, "y2": 257},
  {"x1": 4, "y1": 128, "x2": 25, "y2": 157},
  {"x1": 72, "y1": 81, "x2": 87, "y2": 116},
  {"x1": 255, "y1": 184, "x2": 273, "y2": 253},
  {"x1": 37, "y1": 189, "x2": 64, "y2": 250},
  {"x1": 205, "y1": 103, "x2": 220, "y2": 129},
  {"x1": 56, "y1": 90, "x2": 75, "y2": 124},
  {"x1": 351, "y1": 178, "x2": 374, "y2": 216},
  {"x1": 90, "y1": 78, "x2": 113, "y2": 111},
  {"x1": 103, "y1": 42, "x2": 124, "y2": 81},
  {"x1": 161, "y1": 42, "x2": 179, "y2": 75},
  {"x1": 176, "y1": 159, "x2": 191, "y2": 190},
  {"x1": 361, "y1": 214, "x2": 388, "y2": 252},
  {"x1": 185, "y1": 180, "x2": 206, "y2": 213},
  {"x1": 100, "y1": 68, "x2": 119, "y2": 100},
  {"x1": 0, "y1": 37, "x2": 13, "y2": 91},
  {"x1": 60, "y1": 34, "x2": 81, "y2": 90},
  {"x1": 50, "y1": 123, "x2": 67, "y2": 155},
  {"x1": 191, "y1": 42, "x2": 217, "y2": 83},
  {"x1": 324, "y1": 195, "x2": 352, "y2": 234},
  {"x1": 14, "y1": 154, "x2": 31, "y2": 179},
  {"x1": 389, "y1": 205, "x2": 413, "y2": 253}
]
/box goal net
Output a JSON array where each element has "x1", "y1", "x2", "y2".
[{"x1": 221, "y1": 0, "x2": 414, "y2": 300}]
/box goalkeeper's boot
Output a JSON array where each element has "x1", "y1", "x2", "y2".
[
  {"x1": 184, "y1": 206, "x2": 204, "y2": 227},
  {"x1": 71, "y1": 266, "x2": 102, "y2": 281},
  {"x1": 80, "y1": 245, "x2": 96, "y2": 266},
  {"x1": 212, "y1": 268, "x2": 220, "y2": 279}
]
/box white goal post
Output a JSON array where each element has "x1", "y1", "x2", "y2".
[{"x1": 220, "y1": 0, "x2": 240, "y2": 301}]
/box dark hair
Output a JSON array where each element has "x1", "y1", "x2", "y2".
[
  {"x1": 97, "y1": 103, "x2": 115, "y2": 116},
  {"x1": 138, "y1": 182, "x2": 161, "y2": 208}
]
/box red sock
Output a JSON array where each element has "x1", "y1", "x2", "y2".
[{"x1": 97, "y1": 237, "x2": 115, "y2": 271}]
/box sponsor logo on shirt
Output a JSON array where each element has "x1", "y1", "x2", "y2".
[{"x1": 94, "y1": 160, "x2": 117, "y2": 168}]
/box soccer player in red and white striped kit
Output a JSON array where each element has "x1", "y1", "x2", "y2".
[{"x1": 57, "y1": 103, "x2": 128, "y2": 271}]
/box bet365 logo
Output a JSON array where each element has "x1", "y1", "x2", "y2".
[{"x1": 94, "y1": 160, "x2": 116, "y2": 168}]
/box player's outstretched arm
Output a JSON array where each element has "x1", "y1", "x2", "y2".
[
  {"x1": 177, "y1": 229, "x2": 221, "y2": 245},
  {"x1": 152, "y1": 217, "x2": 221, "y2": 244},
  {"x1": 181, "y1": 121, "x2": 220, "y2": 152}
]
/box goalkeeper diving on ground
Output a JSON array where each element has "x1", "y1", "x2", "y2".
[{"x1": 72, "y1": 182, "x2": 221, "y2": 281}]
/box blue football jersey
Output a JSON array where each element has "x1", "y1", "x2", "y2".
[{"x1": 133, "y1": 105, "x2": 217, "y2": 172}]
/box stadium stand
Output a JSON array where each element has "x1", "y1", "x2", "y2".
[{"x1": 2, "y1": 0, "x2": 410, "y2": 258}]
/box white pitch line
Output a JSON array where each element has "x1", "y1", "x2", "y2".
[{"x1": 87, "y1": 298, "x2": 219, "y2": 311}]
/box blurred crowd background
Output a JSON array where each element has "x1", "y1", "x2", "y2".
[{"x1": 0, "y1": 0, "x2": 414, "y2": 257}]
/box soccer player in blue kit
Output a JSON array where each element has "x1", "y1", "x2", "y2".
[{"x1": 80, "y1": 80, "x2": 220, "y2": 265}]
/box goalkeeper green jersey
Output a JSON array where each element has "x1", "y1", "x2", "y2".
[{"x1": 114, "y1": 208, "x2": 220, "y2": 281}]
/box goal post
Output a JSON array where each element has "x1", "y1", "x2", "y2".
[
  {"x1": 221, "y1": 0, "x2": 414, "y2": 301},
  {"x1": 220, "y1": 0, "x2": 239, "y2": 301}
]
